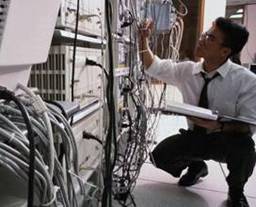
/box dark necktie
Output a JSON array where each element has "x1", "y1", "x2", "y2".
[{"x1": 194, "y1": 72, "x2": 220, "y2": 133}]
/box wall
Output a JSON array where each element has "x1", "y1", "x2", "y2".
[
  {"x1": 203, "y1": 0, "x2": 227, "y2": 31},
  {"x1": 241, "y1": 4, "x2": 256, "y2": 64},
  {"x1": 179, "y1": 0, "x2": 204, "y2": 61},
  {"x1": 179, "y1": 0, "x2": 227, "y2": 61}
]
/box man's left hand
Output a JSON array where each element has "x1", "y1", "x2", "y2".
[{"x1": 188, "y1": 116, "x2": 222, "y2": 130}]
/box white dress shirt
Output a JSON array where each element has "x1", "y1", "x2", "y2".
[{"x1": 146, "y1": 55, "x2": 256, "y2": 134}]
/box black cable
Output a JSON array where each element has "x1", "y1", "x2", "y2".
[
  {"x1": 82, "y1": 131, "x2": 103, "y2": 145},
  {"x1": 115, "y1": 91, "x2": 147, "y2": 207},
  {"x1": 112, "y1": 1, "x2": 170, "y2": 206},
  {"x1": 158, "y1": 83, "x2": 167, "y2": 108},
  {"x1": 85, "y1": 58, "x2": 109, "y2": 78},
  {"x1": 102, "y1": 1, "x2": 117, "y2": 206},
  {"x1": 113, "y1": 79, "x2": 144, "y2": 206},
  {"x1": 71, "y1": 0, "x2": 80, "y2": 103},
  {"x1": 0, "y1": 86, "x2": 35, "y2": 207},
  {"x1": 128, "y1": 22, "x2": 133, "y2": 77},
  {"x1": 69, "y1": 0, "x2": 80, "y2": 127},
  {"x1": 119, "y1": 2, "x2": 134, "y2": 29},
  {"x1": 44, "y1": 100, "x2": 68, "y2": 119},
  {"x1": 112, "y1": 15, "x2": 152, "y2": 205}
]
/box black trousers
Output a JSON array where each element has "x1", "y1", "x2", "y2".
[{"x1": 150, "y1": 129, "x2": 256, "y2": 194}]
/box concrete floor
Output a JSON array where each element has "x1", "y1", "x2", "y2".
[{"x1": 133, "y1": 115, "x2": 256, "y2": 207}]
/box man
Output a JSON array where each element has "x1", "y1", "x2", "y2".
[{"x1": 139, "y1": 17, "x2": 256, "y2": 207}]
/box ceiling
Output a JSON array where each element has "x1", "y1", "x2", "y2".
[{"x1": 227, "y1": 0, "x2": 256, "y2": 6}]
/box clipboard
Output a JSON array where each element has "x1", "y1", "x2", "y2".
[{"x1": 153, "y1": 101, "x2": 256, "y2": 125}]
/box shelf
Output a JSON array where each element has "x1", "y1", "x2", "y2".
[
  {"x1": 53, "y1": 29, "x2": 106, "y2": 49},
  {"x1": 112, "y1": 33, "x2": 135, "y2": 45},
  {"x1": 71, "y1": 100, "x2": 102, "y2": 124}
]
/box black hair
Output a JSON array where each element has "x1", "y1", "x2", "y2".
[
  {"x1": 215, "y1": 17, "x2": 249, "y2": 58},
  {"x1": 230, "y1": 53, "x2": 241, "y2": 65}
]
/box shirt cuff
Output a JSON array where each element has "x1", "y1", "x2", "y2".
[{"x1": 145, "y1": 55, "x2": 161, "y2": 76}]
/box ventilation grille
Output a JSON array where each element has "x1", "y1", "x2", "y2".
[
  {"x1": 0, "y1": 0, "x2": 10, "y2": 43},
  {"x1": 29, "y1": 52, "x2": 66, "y2": 101},
  {"x1": 28, "y1": 46, "x2": 103, "y2": 108}
]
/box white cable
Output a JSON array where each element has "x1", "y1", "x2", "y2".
[
  {"x1": 0, "y1": 142, "x2": 29, "y2": 164},
  {"x1": 176, "y1": 17, "x2": 184, "y2": 51},
  {"x1": 41, "y1": 186, "x2": 59, "y2": 207},
  {"x1": 0, "y1": 104, "x2": 58, "y2": 204},
  {"x1": 171, "y1": 24, "x2": 179, "y2": 60},
  {"x1": 174, "y1": 0, "x2": 188, "y2": 16},
  {"x1": 0, "y1": 94, "x2": 79, "y2": 206},
  {"x1": 0, "y1": 112, "x2": 27, "y2": 141},
  {"x1": 0, "y1": 149, "x2": 48, "y2": 201},
  {"x1": 0, "y1": 154, "x2": 27, "y2": 182},
  {"x1": 46, "y1": 110, "x2": 84, "y2": 203},
  {"x1": 69, "y1": 170, "x2": 100, "y2": 201},
  {"x1": 16, "y1": 83, "x2": 55, "y2": 179},
  {"x1": 160, "y1": 33, "x2": 165, "y2": 58}
]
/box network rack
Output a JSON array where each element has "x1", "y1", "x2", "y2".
[
  {"x1": 71, "y1": 102, "x2": 103, "y2": 207},
  {"x1": 72, "y1": 102, "x2": 103, "y2": 175},
  {"x1": 56, "y1": 0, "x2": 104, "y2": 37},
  {"x1": 28, "y1": 45, "x2": 103, "y2": 108}
]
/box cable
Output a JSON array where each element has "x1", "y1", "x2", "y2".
[
  {"x1": 119, "y1": 0, "x2": 134, "y2": 28},
  {"x1": 219, "y1": 162, "x2": 227, "y2": 178},
  {"x1": 82, "y1": 131, "x2": 103, "y2": 145},
  {"x1": 0, "y1": 124, "x2": 55, "y2": 205},
  {"x1": 41, "y1": 186, "x2": 59, "y2": 207},
  {"x1": 85, "y1": 58, "x2": 109, "y2": 78},
  {"x1": 0, "y1": 86, "x2": 35, "y2": 207},
  {"x1": 16, "y1": 83, "x2": 55, "y2": 180},
  {"x1": 43, "y1": 100, "x2": 68, "y2": 119},
  {"x1": 174, "y1": 0, "x2": 188, "y2": 16},
  {"x1": 71, "y1": 0, "x2": 80, "y2": 104},
  {"x1": 102, "y1": 1, "x2": 117, "y2": 207},
  {"x1": 0, "y1": 88, "x2": 91, "y2": 206},
  {"x1": 110, "y1": 1, "x2": 188, "y2": 206}
]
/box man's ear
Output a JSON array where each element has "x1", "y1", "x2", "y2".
[{"x1": 221, "y1": 47, "x2": 232, "y2": 58}]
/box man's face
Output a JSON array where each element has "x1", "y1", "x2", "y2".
[{"x1": 194, "y1": 24, "x2": 229, "y2": 61}]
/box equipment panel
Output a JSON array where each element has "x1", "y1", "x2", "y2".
[{"x1": 28, "y1": 45, "x2": 103, "y2": 108}]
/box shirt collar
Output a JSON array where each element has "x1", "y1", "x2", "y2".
[{"x1": 192, "y1": 59, "x2": 231, "y2": 78}]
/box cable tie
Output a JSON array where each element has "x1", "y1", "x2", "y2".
[
  {"x1": 31, "y1": 95, "x2": 47, "y2": 115},
  {"x1": 69, "y1": 169, "x2": 100, "y2": 200},
  {"x1": 44, "y1": 165, "x2": 49, "y2": 171},
  {"x1": 68, "y1": 169, "x2": 83, "y2": 181},
  {"x1": 8, "y1": 133, "x2": 16, "y2": 144},
  {"x1": 41, "y1": 186, "x2": 59, "y2": 206},
  {"x1": 139, "y1": 49, "x2": 148, "y2": 54}
]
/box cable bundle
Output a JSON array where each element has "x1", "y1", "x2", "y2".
[
  {"x1": 0, "y1": 84, "x2": 88, "y2": 207},
  {"x1": 111, "y1": 1, "x2": 188, "y2": 206}
]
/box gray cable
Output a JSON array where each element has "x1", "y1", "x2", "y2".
[
  {"x1": 0, "y1": 151, "x2": 45, "y2": 202},
  {"x1": 0, "y1": 94, "x2": 89, "y2": 206},
  {"x1": 0, "y1": 127, "x2": 54, "y2": 204}
]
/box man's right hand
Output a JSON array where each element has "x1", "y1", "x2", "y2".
[
  {"x1": 138, "y1": 19, "x2": 155, "y2": 69},
  {"x1": 139, "y1": 19, "x2": 154, "y2": 39}
]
